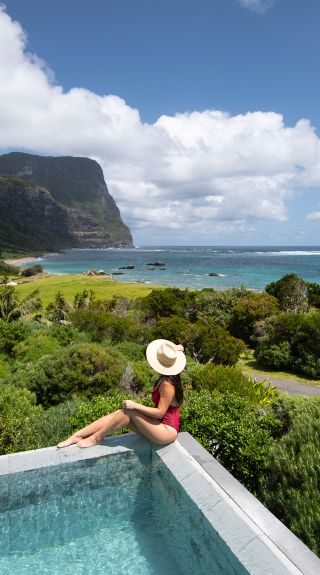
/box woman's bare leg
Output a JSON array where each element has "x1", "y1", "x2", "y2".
[
  {"x1": 57, "y1": 409, "x2": 130, "y2": 448},
  {"x1": 57, "y1": 408, "x2": 177, "y2": 448}
]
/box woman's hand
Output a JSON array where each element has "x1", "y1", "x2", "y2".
[
  {"x1": 122, "y1": 399, "x2": 137, "y2": 410},
  {"x1": 176, "y1": 344, "x2": 184, "y2": 352}
]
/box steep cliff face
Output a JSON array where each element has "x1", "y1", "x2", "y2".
[
  {"x1": 0, "y1": 175, "x2": 74, "y2": 253},
  {"x1": 0, "y1": 152, "x2": 133, "y2": 249}
]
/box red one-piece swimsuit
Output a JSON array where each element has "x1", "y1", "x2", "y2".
[{"x1": 151, "y1": 381, "x2": 180, "y2": 432}]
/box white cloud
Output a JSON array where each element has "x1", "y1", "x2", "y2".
[
  {"x1": 237, "y1": 0, "x2": 275, "y2": 14},
  {"x1": 0, "y1": 5, "x2": 320, "y2": 244},
  {"x1": 306, "y1": 205, "x2": 320, "y2": 221}
]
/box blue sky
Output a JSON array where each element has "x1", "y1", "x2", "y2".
[{"x1": 1, "y1": 0, "x2": 320, "y2": 245}]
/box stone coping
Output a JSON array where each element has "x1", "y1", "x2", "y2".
[
  {"x1": 0, "y1": 432, "x2": 150, "y2": 475},
  {"x1": 173, "y1": 432, "x2": 320, "y2": 575},
  {"x1": 1, "y1": 432, "x2": 319, "y2": 574}
]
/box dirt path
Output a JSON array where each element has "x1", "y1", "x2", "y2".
[{"x1": 247, "y1": 373, "x2": 320, "y2": 396}]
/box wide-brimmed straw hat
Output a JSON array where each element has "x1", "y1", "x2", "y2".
[{"x1": 146, "y1": 339, "x2": 186, "y2": 375}]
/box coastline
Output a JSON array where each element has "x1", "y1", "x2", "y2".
[{"x1": 4, "y1": 253, "x2": 59, "y2": 267}]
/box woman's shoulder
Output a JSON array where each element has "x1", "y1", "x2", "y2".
[{"x1": 159, "y1": 377, "x2": 175, "y2": 390}]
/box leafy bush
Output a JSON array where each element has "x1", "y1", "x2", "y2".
[
  {"x1": 182, "y1": 318, "x2": 246, "y2": 365},
  {"x1": 32, "y1": 399, "x2": 82, "y2": 448},
  {"x1": 130, "y1": 360, "x2": 157, "y2": 392},
  {"x1": 254, "y1": 311, "x2": 320, "y2": 378},
  {"x1": 306, "y1": 280, "x2": 320, "y2": 309},
  {"x1": 8, "y1": 343, "x2": 126, "y2": 407},
  {"x1": 21, "y1": 264, "x2": 43, "y2": 277},
  {"x1": 48, "y1": 322, "x2": 87, "y2": 346},
  {"x1": 189, "y1": 287, "x2": 248, "y2": 325},
  {"x1": 0, "y1": 260, "x2": 19, "y2": 275},
  {"x1": 13, "y1": 333, "x2": 62, "y2": 362},
  {"x1": 0, "y1": 319, "x2": 30, "y2": 354},
  {"x1": 0, "y1": 383, "x2": 42, "y2": 454},
  {"x1": 70, "y1": 309, "x2": 145, "y2": 343},
  {"x1": 140, "y1": 287, "x2": 189, "y2": 319},
  {"x1": 113, "y1": 341, "x2": 146, "y2": 361},
  {"x1": 192, "y1": 363, "x2": 278, "y2": 404},
  {"x1": 180, "y1": 389, "x2": 281, "y2": 492},
  {"x1": 255, "y1": 341, "x2": 292, "y2": 370},
  {"x1": 258, "y1": 396, "x2": 320, "y2": 555},
  {"x1": 230, "y1": 292, "x2": 279, "y2": 344},
  {"x1": 150, "y1": 315, "x2": 191, "y2": 343},
  {"x1": 265, "y1": 274, "x2": 308, "y2": 313}
]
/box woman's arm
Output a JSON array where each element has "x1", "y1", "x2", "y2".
[{"x1": 123, "y1": 381, "x2": 175, "y2": 420}]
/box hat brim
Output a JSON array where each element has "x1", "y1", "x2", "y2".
[{"x1": 146, "y1": 339, "x2": 186, "y2": 375}]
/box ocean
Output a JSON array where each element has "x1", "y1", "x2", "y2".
[{"x1": 33, "y1": 246, "x2": 320, "y2": 291}]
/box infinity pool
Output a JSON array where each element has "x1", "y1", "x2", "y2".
[
  {"x1": 0, "y1": 450, "x2": 184, "y2": 575},
  {"x1": 1, "y1": 434, "x2": 317, "y2": 575}
]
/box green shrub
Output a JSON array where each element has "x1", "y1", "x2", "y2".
[
  {"x1": 70, "y1": 309, "x2": 145, "y2": 343},
  {"x1": 180, "y1": 389, "x2": 280, "y2": 492},
  {"x1": 140, "y1": 287, "x2": 188, "y2": 319},
  {"x1": 182, "y1": 318, "x2": 246, "y2": 365},
  {"x1": 32, "y1": 399, "x2": 82, "y2": 448},
  {"x1": 48, "y1": 323, "x2": 87, "y2": 346},
  {"x1": 113, "y1": 341, "x2": 146, "y2": 361},
  {"x1": 254, "y1": 311, "x2": 320, "y2": 378},
  {"x1": 192, "y1": 363, "x2": 278, "y2": 404},
  {"x1": 0, "y1": 352, "x2": 11, "y2": 380},
  {"x1": 0, "y1": 383, "x2": 42, "y2": 454},
  {"x1": 13, "y1": 333, "x2": 62, "y2": 362},
  {"x1": 255, "y1": 341, "x2": 292, "y2": 370},
  {"x1": 8, "y1": 343, "x2": 125, "y2": 407},
  {"x1": 230, "y1": 292, "x2": 279, "y2": 345},
  {"x1": 258, "y1": 396, "x2": 320, "y2": 555},
  {"x1": 130, "y1": 360, "x2": 157, "y2": 392},
  {"x1": 265, "y1": 274, "x2": 308, "y2": 313},
  {"x1": 150, "y1": 315, "x2": 191, "y2": 343},
  {"x1": 0, "y1": 260, "x2": 19, "y2": 275},
  {"x1": 306, "y1": 281, "x2": 320, "y2": 309},
  {"x1": 21, "y1": 264, "x2": 43, "y2": 277},
  {"x1": 189, "y1": 287, "x2": 249, "y2": 326},
  {"x1": 0, "y1": 319, "x2": 30, "y2": 354}
]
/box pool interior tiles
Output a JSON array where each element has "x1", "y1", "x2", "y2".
[{"x1": 0, "y1": 432, "x2": 319, "y2": 575}]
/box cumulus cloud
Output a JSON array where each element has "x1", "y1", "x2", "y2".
[
  {"x1": 306, "y1": 206, "x2": 320, "y2": 221},
  {"x1": 237, "y1": 0, "x2": 275, "y2": 14},
  {"x1": 0, "y1": 5, "x2": 320, "y2": 244}
]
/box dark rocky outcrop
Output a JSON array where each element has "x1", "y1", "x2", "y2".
[
  {"x1": 0, "y1": 174, "x2": 74, "y2": 253},
  {"x1": 0, "y1": 152, "x2": 133, "y2": 252}
]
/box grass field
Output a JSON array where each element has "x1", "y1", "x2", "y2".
[{"x1": 14, "y1": 274, "x2": 160, "y2": 307}]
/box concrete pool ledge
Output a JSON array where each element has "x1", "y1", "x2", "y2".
[
  {"x1": 0, "y1": 433, "x2": 149, "y2": 475},
  {"x1": 1, "y1": 432, "x2": 319, "y2": 575},
  {"x1": 171, "y1": 432, "x2": 319, "y2": 575}
]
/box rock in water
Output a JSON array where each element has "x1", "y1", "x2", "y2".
[{"x1": 0, "y1": 152, "x2": 133, "y2": 251}]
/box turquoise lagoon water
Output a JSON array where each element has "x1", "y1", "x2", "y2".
[
  {"x1": 36, "y1": 246, "x2": 320, "y2": 290},
  {"x1": 0, "y1": 450, "x2": 231, "y2": 575}
]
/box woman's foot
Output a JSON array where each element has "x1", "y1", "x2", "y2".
[{"x1": 77, "y1": 433, "x2": 102, "y2": 448}]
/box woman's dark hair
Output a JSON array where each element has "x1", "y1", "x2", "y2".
[{"x1": 155, "y1": 374, "x2": 183, "y2": 405}]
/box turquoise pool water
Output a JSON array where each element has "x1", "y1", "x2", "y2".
[
  {"x1": 0, "y1": 446, "x2": 247, "y2": 575},
  {"x1": 0, "y1": 451, "x2": 185, "y2": 575}
]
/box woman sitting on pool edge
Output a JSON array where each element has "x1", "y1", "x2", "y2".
[{"x1": 57, "y1": 339, "x2": 186, "y2": 448}]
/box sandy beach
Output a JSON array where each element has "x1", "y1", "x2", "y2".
[
  {"x1": 4, "y1": 253, "x2": 59, "y2": 267},
  {"x1": 4, "y1": 256, "x2": 39, "y2": 266}
]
